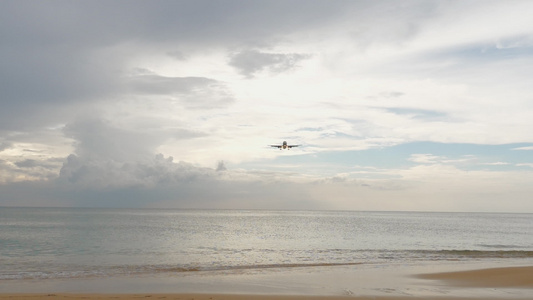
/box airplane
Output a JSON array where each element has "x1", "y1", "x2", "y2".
[{"x1": 270, "y1": 141, "x2": 300, "y2": 150}]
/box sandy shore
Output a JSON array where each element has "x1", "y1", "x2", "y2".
[
  {"x1": 2, "y1": 265, "x2": 532, "y2": 299},
  {"x1": 0, "y1": 295, "x2": 529, "y2": 300},
  {"x1": 417, "y1": 265, "x2": 533, "y2": 288}
]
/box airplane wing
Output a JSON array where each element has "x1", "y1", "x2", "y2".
[
  {"x1": 270, "y1": 145, "x2": 282, "y2": 148},
  {"x1": 287, "y1": 145, "x2": 300, "y2": 148}
]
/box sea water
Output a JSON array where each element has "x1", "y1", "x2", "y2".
[{"x1": 1, "y1": 208, "x2": 532, "y2": 282}]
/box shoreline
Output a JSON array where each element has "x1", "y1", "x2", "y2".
[
  {"x1": 0, "y1": 294, "x2": 529, "y2": 300},
  {"x1": 1, "y1": 264, "x2": 532, "y2": 299}
]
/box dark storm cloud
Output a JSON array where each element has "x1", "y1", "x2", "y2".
[
  {"x1": 229, "y1": 50, "x2": 311, "y2": 78},
  {"x1": 1, "y1": 1, "x2": 357, "y2": 46},
  {"x1": 0, "y1": 43, "x2": 120, "y2": 130},
  {"x1": 1, "y1": 1, "x2": 122, "y2": 129},
  {"x1": 1, "y1": 0, "x2": 356, "y2": 130}
]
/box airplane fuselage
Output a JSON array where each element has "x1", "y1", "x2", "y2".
[{"x1": 270, "y1": 141, "x2": 299, "y2": 150}]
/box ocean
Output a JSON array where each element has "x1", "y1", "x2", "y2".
[{"x1": 1, "y1": 207, "x2": 532, "y2": 283}]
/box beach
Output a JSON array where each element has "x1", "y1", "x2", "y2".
[
  {"x1": 1, "y1": 295, "x2": 529, "y2": 300},
  {"x1": 1, "y1": 264, "x2": 532, "y2": 300},
  {"x1": 2, "y1": 264, "x2": 533, "y2": 299},
  {"x1": 2, "y1": 209, "x2": 532, "y2": 298}
]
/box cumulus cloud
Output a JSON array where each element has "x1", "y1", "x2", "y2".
[
  {"x1": 58, "y1": 152, "x2": 216, "y2": 188},
  {"x1": 63, "y1": 118, "x2": 160, "y2": 162},
  {"x1": 49, "y1": 116, "x2": 320, "y2": 208}
]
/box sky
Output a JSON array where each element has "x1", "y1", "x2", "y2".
[{"x1": 1, "y1": 0, "x2": 533, "y2": 212}]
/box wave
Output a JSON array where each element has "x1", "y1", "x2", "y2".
[
  {"x1": 0, "y1": 262, "x2": 363, "y2": 280},
  {"x1": 412, "y1": 249, "x2": 533, "y2": 259},
  {"x1": 476, "y1": 243, "x2": 524, "y2": 249},
  {"x1": 3, "y1": 249, "x2": 532, "y2": 281}
]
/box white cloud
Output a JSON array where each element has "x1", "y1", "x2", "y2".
[
  {"x1": 482, "y1": 162, "x2": 510, "y2": 166},
  {"x1": 513, "y1": 146, "x2": 533, "y2": 151},
  {"x1": 408, "y1": 154, "x2": 475, "y2": 166},
  {"x1": 516, "y1": 163, "x2": 533, "y2": 168},
  {"x1": 409, "y1": 154, "x2": 442, "y2": 164}
]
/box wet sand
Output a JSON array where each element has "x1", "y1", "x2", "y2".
[
  {"x1": 0, "y1": 294, "x2": 528, "y2": 300},
  {"x1": 2, "y1": 265, "x2": 532, "y2": 299},
  {"x1": 0, "y1": 294, "x2": 529, "y2": 300}
]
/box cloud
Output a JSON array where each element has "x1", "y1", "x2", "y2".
[
  {"x1": 58, "y1": 152, "x2": 216, "y2": 188},
  {"x1": 407, "y1": 153, "x2": 475, "y2": 166},
  {"x1": 14, "y1": 141, "x2": 321, "y2": 208},
  {"x1": 481, "y1": 162, "x2": 510, "y2": 166},
  {"x1": 0, "y1": 160, "x2": 17, "y2": 182},
  {"x1": 63, "y1": 118, "x2": 161, "y2": 162},
  {"x1": 2, "y1": 1, "x2": 533, "y2": 212},
  {"x1": 229, "y1": 50, "x2": 311, "y2": 78},
  {"x1": 216, "y1": 161, "x2": 227, "y2": 172},
  {"x1": 0, "y1": 16, "x2": 121, "y2": 130},
  {"x1": 513, "y1": 146, "x2": 533, "y2": 151},
  {"x1": 43, "y1": 116, "x2": 312, "y2": 207},
  {"x1": 516, "y1": 163, "x2": 533, "y2": 168},
  {"x1": 126, "y1": 70, "x2": 235, "y2": 109},
  {"x1": 0, "y1": 157, "x2": 61, "y2": 183},
  {"x1": 0, "y1": 142, "x2": 12, "y2": 152},
  {"x1": 408, "y1": 154, "x2": 442, "y2": 164},
  {"x1": 14, "y1": 159, "x2": 39, "y2": 168},
  {"x1": 384, "y1": 108, "x2": 448, "y2": 121}
]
